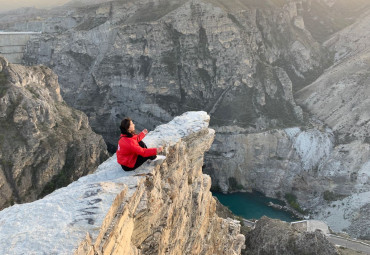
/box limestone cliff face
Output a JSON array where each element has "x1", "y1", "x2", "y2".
[
  {"x1": 75, "y1": 112, "x2": 245, "y2": 254},
  {"x1": 205, "y1": 124, "x2": 370, "y2": 199},
  {"x1": 0, "y1": 56, "x2": 109, "y2": 209},
  {"x1": 0, "y1": 112, "x2": 245, "y2": 255},
  {"x1": 293, "y1": 10, "x2": 370, "y2": 240},
  {"x1": 297, "y1": 10, "x2": 370, "y2": 144},
  {"x1": 15, "y1": 0, "x2": 334, "y2": 149},
  {"x1": 203, "y1": 9, "x2": 370, "y2": 239}
]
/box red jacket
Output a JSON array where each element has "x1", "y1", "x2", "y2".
[{"x1": 116, "y1": 132, "x2": 157, "y2": 168}]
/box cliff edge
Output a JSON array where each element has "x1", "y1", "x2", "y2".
[{"x1": 0, "y1": 111, "x2": 245, "y2": 254}]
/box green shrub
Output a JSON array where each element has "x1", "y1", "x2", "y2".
[
  {"x1": 323, "y1": 190, "x2": 345, "y2": 201},
  {"x1": 0, "y1": 71, "x2": 9, "y2": 98},
  {"x1": 284, "y1": 193, "x2": 305, "y2": 214}
]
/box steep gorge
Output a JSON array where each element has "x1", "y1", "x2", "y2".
[
  {"x1": 11, "y1": 0, "x2": 328, "y2": 147},
  {"x1": 1, "y1": 0, "x2": 370, "y2": 240}
]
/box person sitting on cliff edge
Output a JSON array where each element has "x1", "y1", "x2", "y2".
[{"x1": 117, "y1": 117, "x2": 163, "y2": 171}]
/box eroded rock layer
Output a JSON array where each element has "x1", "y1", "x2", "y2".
[{"x1": 0, "y1": 56, "x2": 109, "y2": 209}]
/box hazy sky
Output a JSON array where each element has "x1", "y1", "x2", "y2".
[{"x1": 0, "y1": 0, "x2": 70, "y2": 13}]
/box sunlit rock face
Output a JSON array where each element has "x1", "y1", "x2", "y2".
[
  {"x1": 0, "y1": 112, "x2": 245, "y2": 255},
  {"x1": 0, "y1": 56, "x2": 109, "y2": 209}
]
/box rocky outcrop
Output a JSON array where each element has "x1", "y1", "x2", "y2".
[
  {"x1": 244, "y1": 216, "x2": 338, "y2": 255},
  {"x1": 0, "y1": 56, "x2": 108, "y2": 209},
  {"x1": 0, "y1": 111, "x2": 245, "y2": 254},
  {"x1": 1, "y1": 0, "x2": 370, "y2": 241}
]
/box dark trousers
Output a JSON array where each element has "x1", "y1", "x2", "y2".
[{"x1": 121, "y1": 141, "x2": 156, "y2": 171}]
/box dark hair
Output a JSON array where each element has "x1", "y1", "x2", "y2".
[{"x1": 120, "y1": 117, "x2": 134, "y2": 137}]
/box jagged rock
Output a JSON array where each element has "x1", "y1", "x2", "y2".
[
  {"x1": 0, "y1": 111, "x2": 245, "y2": 255},
  {"x1": 244, "y1": 216, "x2": 339, "y2": 255},
  {"x1": 314, "y1": 191, "x2": 370, "y2": 240},
  {"x1": 1, "y1": 0, "x2": 370, "y2": 242},
  {"x1": 14, "y1": 0, "x2": 333, "y2": 149},
  {"x1": 294, "y1": 10, "x2": 370, "y2": 239},
  {"x1": 0, "y1": 56, "x2": 109, "y2": 209},
  {"x1": 296, "y1": 10, "x2": 370, "y2": 143}
]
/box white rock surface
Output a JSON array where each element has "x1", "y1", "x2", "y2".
[
  {"x1": 0, "y1": 155, "x2": 132, "y2": 255},
  {"x1": 0, "y1": 111, "x2": 217, "y2": 255},
  {"x1": 315, "y1": 191, "x2": 370, "y2": 238},
  {"x1": 285, "y1": 127, "x2": 334, "y2": 170}
]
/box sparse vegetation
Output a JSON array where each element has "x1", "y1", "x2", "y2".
[
  {"x1": 197, "y1": 68, "x2": 212, "y2": 89},
  {"x1": 323, "y1": 190, "x2": 346, "y2": 202},
  {"x1": 38, "y1": 146, "x2": 77, "y2": 198},
  {"x1": 39, "y1": 169, "x2": 69, "y2": 198},
  {"x1": 228, "y1": 177, "x2": 244, "y2": 190},
  {"x1": 0, "y1": 71, "x2": 9, "y2": 98},
  {"x1": 275, "y1": 191, "x2": 282, "y2": 199},
  {"x1": 161, "y1": 51, "x2": 177, "y2": 76},
  {"x1": 66, "y1": 51, "x2": 94, "y2": 69},
  {"x1": 75, "y1": 17, "x2": 108, "y2": 31},
  {"x1": 26, "y1": 85, "x2": 40, "y2": 99},
  {"x1": 0, "y1": 159, "x2": 13, "y2": 168},
  {"x1": 284, "y1": 193, "x2": 305, "y2": 214}
]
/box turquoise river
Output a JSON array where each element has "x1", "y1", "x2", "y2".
[{"x1": 212, "y1": 191, "x2": 300, "y2": 222}]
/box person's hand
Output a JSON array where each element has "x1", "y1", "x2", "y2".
[
  {"x1": 157, "y1": 146, "x2": 163, "y2": 153},
  {"x1": 142, "y1": 129, "x2": 148, "y2": 135}
]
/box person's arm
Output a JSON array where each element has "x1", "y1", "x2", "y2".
[
  {"x1": 131, "y1": 141, "x2": 157, "y2": 157},
  {"x1": 137, "y1": 129, "x2": 148, "y2": 142}
]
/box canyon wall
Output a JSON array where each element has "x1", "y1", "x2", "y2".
[
  {"x1": 1, "y1": 0, "x2": 369, "y2": 240},
  {"x1": 15, "y1": 0, "x2": 329, "y2": 149},
  {"x1": 206, "y1": 9, "x2": 370, "y2": 239},
  {"x1": 0, "y1": 56, "x2": 109, "y2": 209}
]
